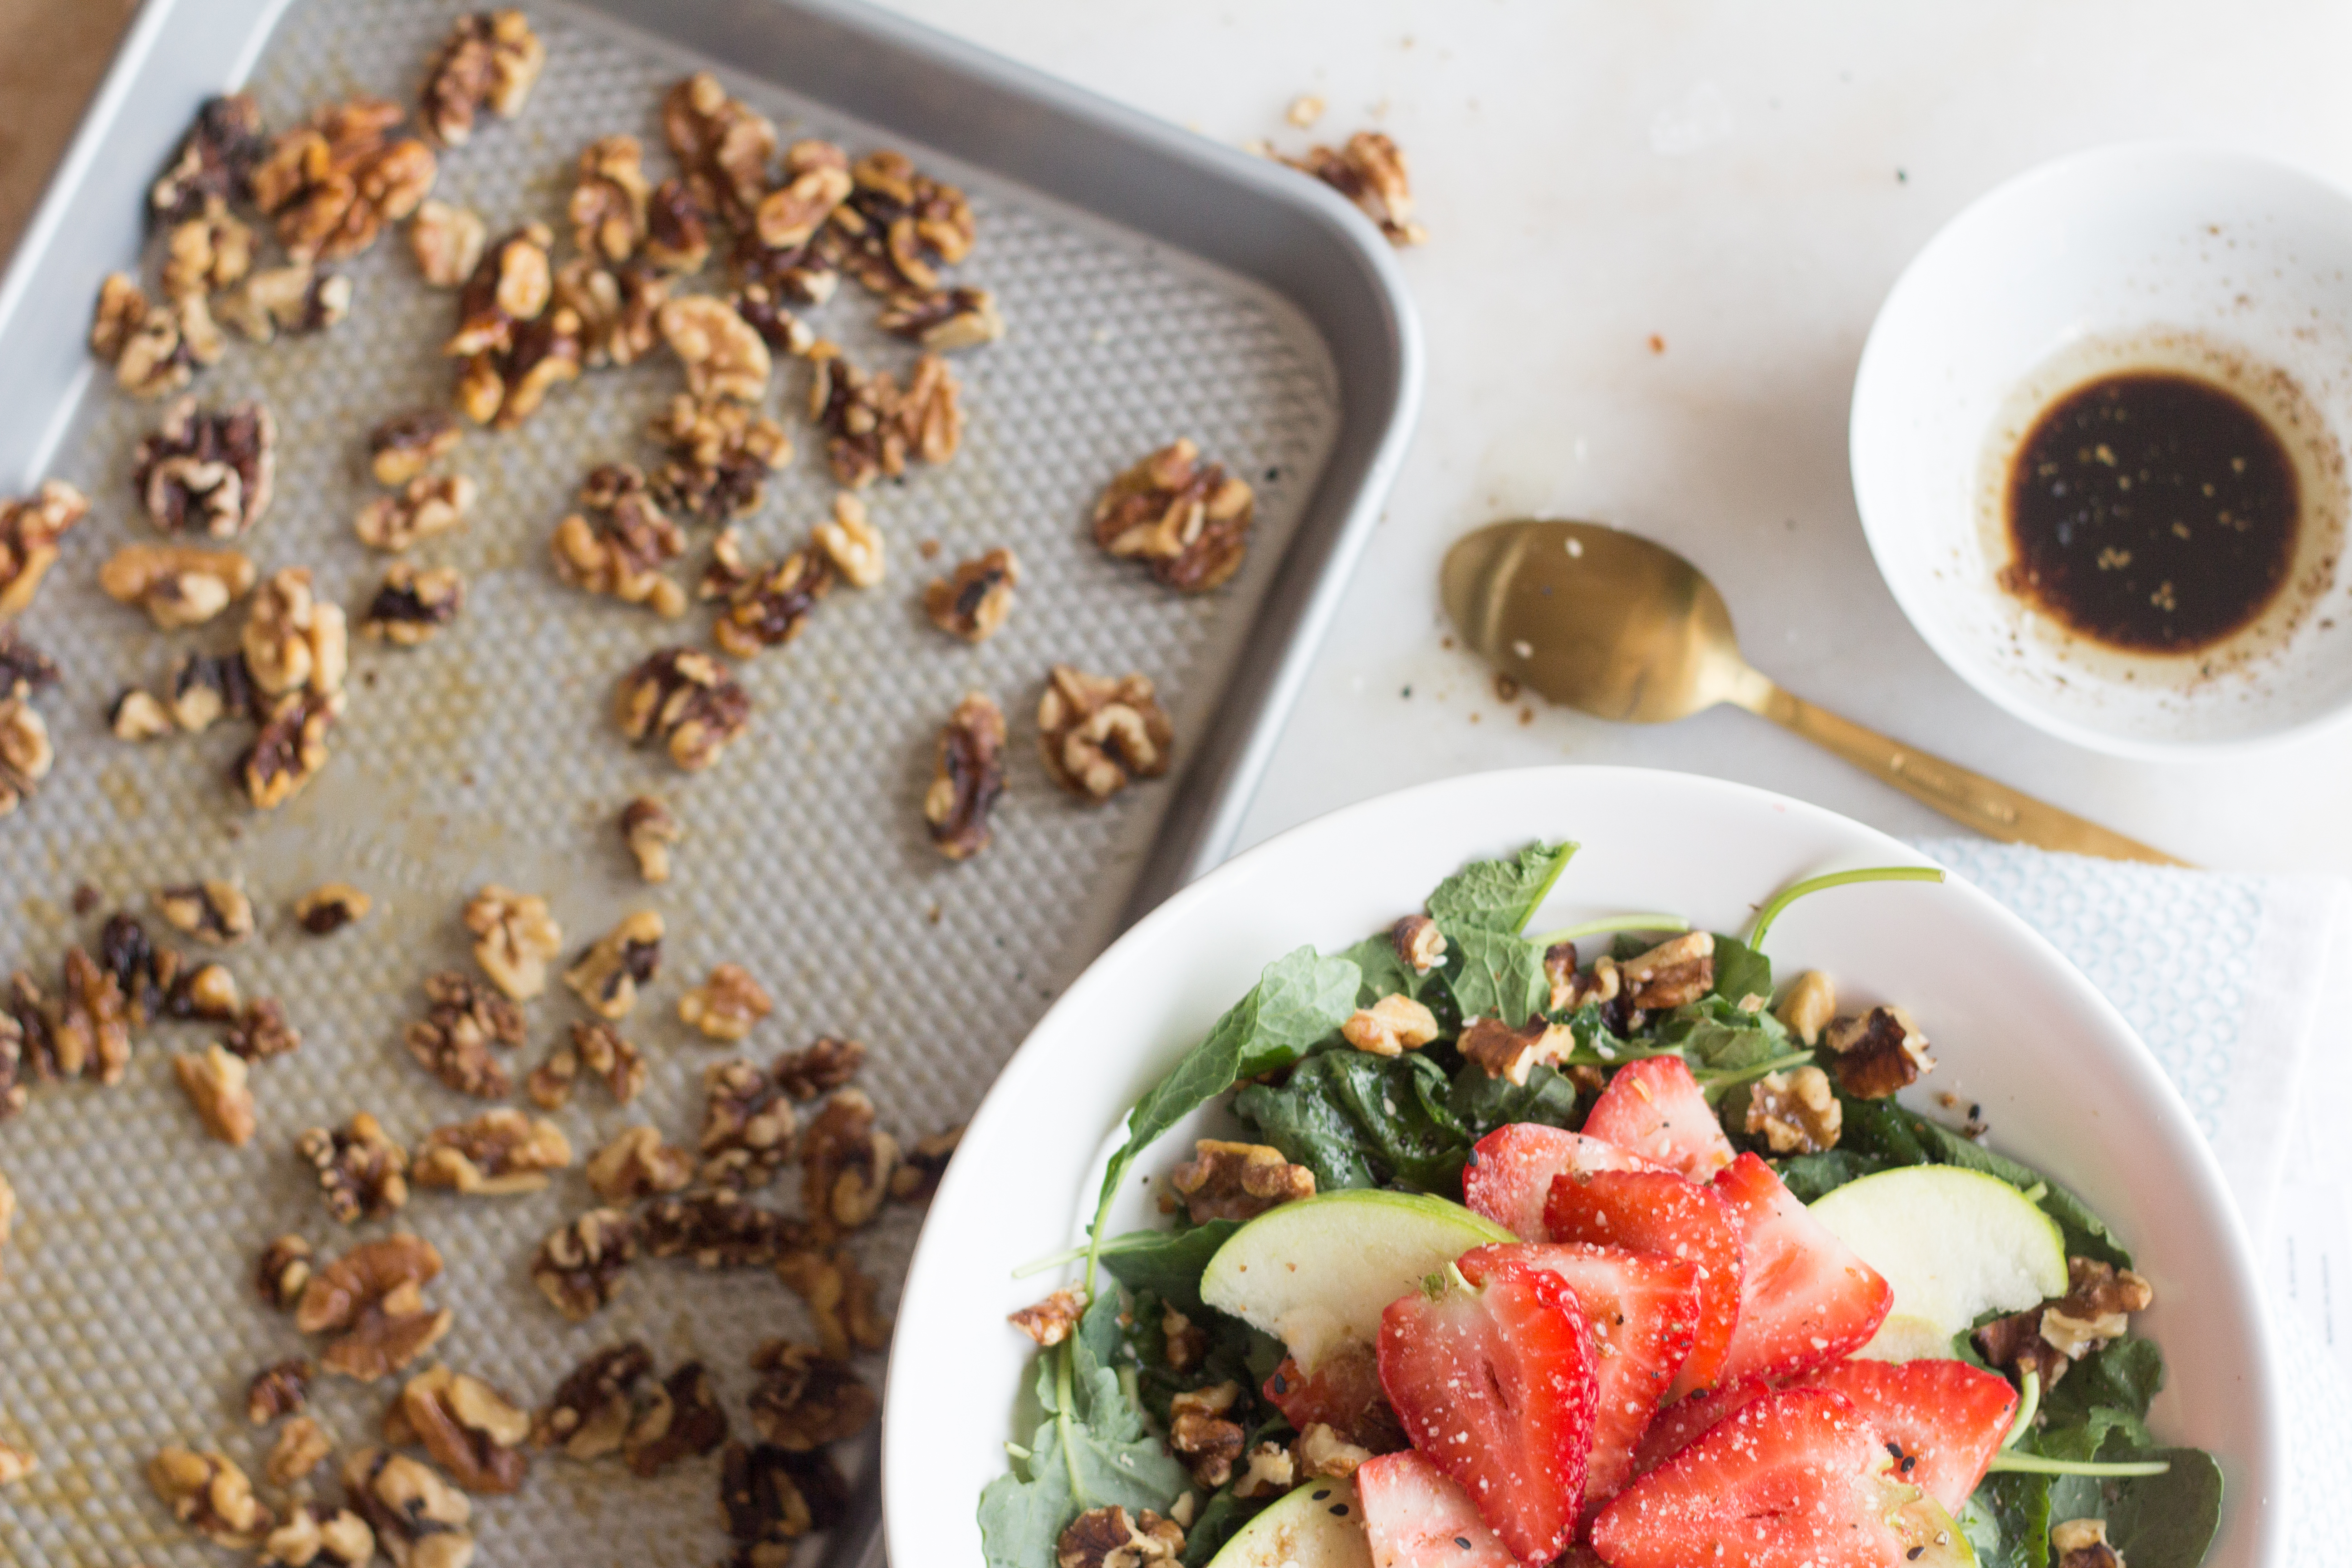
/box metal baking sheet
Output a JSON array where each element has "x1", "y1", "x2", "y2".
[{"x1": 0, "y1": 1, "x2": 1419, "y2": 1564}]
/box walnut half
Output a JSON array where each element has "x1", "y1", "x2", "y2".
[
  {"x1": 1170, "y1": 1140, "x2": 1314, "y2": 1223},
  {"x1": 1090, "y1": 440, "x2": 1255, "y2": 593},
  {"x1": 1038, "y1": 665, "x2": 1175, "y2": 802},
  {"x1": 926, "y1": 691, "x2": 1006, "y2": 860},
  {"x1": 296, "y1": 1235, "x2": 452, "y2": 1383}
]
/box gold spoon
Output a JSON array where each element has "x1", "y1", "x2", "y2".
[{"x1": 1441, "y1": 519, "x2": 2188, "y2": 865}]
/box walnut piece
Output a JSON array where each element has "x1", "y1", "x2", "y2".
[
  {"x1": 773, "y1": 1036, "x2": 863, "y2": 1101},
  {"x1": 1745, "y1": 1065, "x2": 1842, "y2": 1155},
  {"x1": 260, "y1": 1502, "x2": 376, "y2": 1567},
  {"x1": 1823, "y1": 1004, "x2": 1935, "y2": 1099},
  {"x1": 730, "y1": 279, "x2": 816, "y2": 356},
  {"x1": 620, "y1": 795, "x2": 681, "y2": 883},
  {"x1": 529, "y1": 1019, "x2": 647, "y2": 1110},
  {"x1": 823, "y1": 148, "x2": 976, "y2": 295},
  {"x1": 615, "y1": 647, "x2": 752, "y2": 771},
  {"x1": 298, "y1": 1235, "x2": 453, "y2": 1383},
  {"x1": 243, "y1": 692, "x2": 343, "y2": 810},
  {"x1": 661, "y1": 294, "x2": 771, "y2": 403},
  {"x1": 413, "y1": 1108, "x2": 573, "y2": 1196},
  {"x1": 1282, "y1": 131, "x2": 1427, "y2": 245},
  {"x1": 461, "y1": 885, "x2": 563, "y2": 1001},
  {"x1": 405, "y1": 972, "x2": 523, "y2": 1098},
  {"x1": 748, "y1": 1339, "x2": 877, "y2": 1451},
  {"x1": 408, "y1": 199, "x2": 487, "y2": 289},
  {"x1": 564, "y1": 910, "x2": 663, "y2": 1019},
  {"x1": 679, "y1": 963, "x2": 772, "y2": 1041},
  {"x1": 879, "y1": 284, "x2": 1004, "y2": 350},
  {"x1": 215, "y1": 264, "x2": 352, "y2": 343},
  {"x1": 159, "y1": 649, "x2": 256, "y2": 734},
  {"x1": 149, "y1": 1446, "x2": 275, "y2": 1549},
  {"x1": 1171, "y1": 1139, "x2": 1315, "y2": 1223},
  {"x1": 250, "y1": 97, "x2": 437, "y2": 262},
  {"x1": 1392, "y1": 914, "x2": 1448, "y2": 975},
  {"x1": 699, "y1": 1058, "x2": 798, "y2": 1186},
  {"x1": 926, "y1": 691, "x2": 1006, "y2": 861},
  {"x1": 571, "y1": 134, "x2": 652, "y2": 262},
  {"x1": 1169, "y1": 1382, "x2": 1247, "y2": 1489},
  {"x1": 174, "y1": 1044, "x2": 256, "y2": 1144},
  {"x1": 1457, "y1": 1015, "x2": 1575, "y2": 1085},
  {"x1": 99, "y1": 541, "x2": 255, "y2": 629},
  {"x1": 89, "y1": 274, "x2": 225, "y2": 397},
  {"x1": 247, "y1": 1356, "x2": 312, "y2": 1424},
  {"x1": 297, "y1": 1112, "x2": 411, "y2": 1223},
  {"x1": 645, "y1": 175, "x2": 712, "y2": 272},
  {"x1": 890, "y1": 1122, "x2": 962, "y2": 1203},
  {"x1": 133, "y1": 397, "x2": 273, "y2": 538},
  {"x1": 0, "y1": 480, "x2": 87, "y2": 618},
  {"x1": 419, "y1": 10, "x2": 544, "y2": 147},
  {"x1": 800, "y1": 1087, "x2": 899, "y2": 1234},
  {"x1": 811, "y1": 345, "x2": 954, "y2": 489},
  {"x1": 345, "y1": 1447, "x2": 473, "y2": 1568},
  {"x1": 1341, "y1": 994, "x2": 1440, "y2": 1057},
  {"x1": 534, "y1": 1209, "x2": 639, "y2": 1321},
  {"x1": 1975, "y1": 1257, "x2": 2156, "y2": 1390},
  {"x1": 2052, "y1": 1518, "x2": 2122, "y2": 1568},
  {"x1": 648, "y1": 392, "x2": 792, "y2": 525},
  {"x1": 54, "y1": 945, "x2": 132, "y2": 1083},
  {"x1": 258, "y1": 1234, "x2": 314, "y2": 1309},
  {"x1": 774, "y1": 1245, "x2": 891, "y2": 1359},
  {"x1": 265, "y1": 1416, "x2": 334, "y2": 1487},
  {"x1": 152, "y1": 94, "x2": 267, "y2": 224},
  {"x1": 1773, "y1": 969, "x2": 1837, "y2": 1044},
  {"x1": 1091, "y1": 440, "x2": 1256, "y2": 593},
  {"x1": 1009, "y1": 1288, "x2": 1083, "y2": 1348},
  {"x1": 722, "y1": 1442, "x2": 850, "y2": 1561},
  {"x1": 755, "y1": 138, "x2": 853, "y2": 250},
  {"x1": 1038, "y1": 665, "x2": 1175, "y2": 801},
  {"x1": 0, "y1": 697, "x2": 51, "y2": 817},
  {"x1": 451, "y1": 226, "x2": 583, "y2": 429},
  {"x1": 553, "y1": 463, "x2": 687, "y2": 617},
  {"x1": 1619, "y1": 931, "x2": 1716, "y2": 1009},
  {"x1": 662, "y1": 73, "x2": 776, "y2": 226},
  {"x1": 532, "y1": 1342, "x2": 652, "y2": 1459},
  {"x1": 241, "y1": 568, "x2": 348, "y2": 700},
  {"x1": 368, "y1": 408, "x2": 462, "y2": 486},
  {"x1": 356, "y1": 473, "x2": 475, "y2": 552},
  {"x1": 625, "y1": 1361, "x2": 730, "y2": 1478},
  {"x1": 813, "y1": 490, "x2": 885, "y2": 587},
  {"x1": 397, "y1": 1365, "x2": 530, "y2": 1494},
  {"x1": 711, "y1": 539, "x2": 833, "y2": 658},
  {"x1": 924, "y1": 548, "x2": 1019, "y2": 642},
  {"x1": 585, "y1": 1124, "x2": 695, "y2": 1203},
  {"x1": 554, "y1": 256, "x2": 669, "y2": 367},
  {"x1": 361, "y1": 564, "x2": 466, "y2": 646},
  {"x1": 1057, "y1": 1506, "x2": 1185, "y2": 1568},
  {"x1": 642, "y1": 1187, "x2": 802, "y2": 1266}
]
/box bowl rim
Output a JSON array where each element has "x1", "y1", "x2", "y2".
[
  {"x1": 882, "y1": 764, "x2": 2284, "y2": 1568},
  {"x1": 1849, "y1": 138, "x2": 2352, "y2": 761}
]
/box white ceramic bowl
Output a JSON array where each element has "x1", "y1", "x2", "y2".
[
  {"x1": 1852, "y1": 143, "x2": 2352, "y2": 756},
  {"x1": 882, "y1": 766, "x2": 2280, "y2": 1568}
]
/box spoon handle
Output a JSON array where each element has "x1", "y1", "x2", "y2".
[{"x1": 1730, "y1": 677, "x2": 2192, "y2": 866}]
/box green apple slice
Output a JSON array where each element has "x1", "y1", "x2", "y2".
[
  {"x1": 1809, "y1": 1165, "x2": 2068, "y2": 1362},
  {"x1": 1200, "y1": 1191, "x2": 1513, "y2": 1374},
  {"x1": 1205, "y1": 1477, "x2": 1372, "y2": 1568}
]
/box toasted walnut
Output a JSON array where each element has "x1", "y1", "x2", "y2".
[
  {"x1": 924, "y1": 549, "x2": 1019, "y2": 643},
  {"x1": 411, "y1": 1109, "x2": 572, "y2": 1196},
  {"x1": 701, "y1": 1058, "x2": 797, "y2": 1177},
  {"x1": 133, "y1": 397, "x2": 273, "y2": 537},
  {"x1": 89, "y1": 274, "x2": 212, "y2": 397},
  {"x1": 367, "y1": 410, "x2": 460, "y2": 490},
  {"x1": 877, "y1": 285, "x2": 1004, "y2": 351},
  {"x1": 242, "y1": 692, "x2": 342, "y2": 810},
  {"x1": 456, "y1": 307, "x2": 583, "y2": 429},
  {"x1": 1038, "y1": 665, "x2": 1175, "y2": 801},
  {"x1": 712, "y1": 542, "x2": 833, "y2": 659},
  {"x1": 648, "y1": 392, "x2": 791, "y2": 525},
  {"x1": 283, "y1": 882, "x2": 369, "y2": 939},
  {"x1": 800, "y1": 1088, "x2": 899, "y2": 1234},
  {"x1": 890, "y1": 1122, "x2": 962, "y2": 1203},
  {"x1": 754, "y1": 138, "x2": 852, "y2": 251},
  {"x1": 1457, "y1": 1015, "x2": 1575, "y2": 1085},
  {"x1": 529, "y1": 1019, "x2": 648, "y2": 1111},
  {"x1": 2052, "y1": 1518, "x2": 2123, "y2": 1568},
  {"x1": 108, "y1": 688, "x2": 170, "y2": 742},
  {"x1": 901, "y1": 351, "x2": 964, "y2": 466},
  {"x1": 98, "y1": 542, "x2": 255, "y2": 630},
  {"x1": 1009, "y1": 1288, "x2": 1083, "y2": 1348},
  {"x1": 216, "y1": 264, "x2": 352, "y2": 343},
  {"x1": 397, "y1": 1365, "x2": 529, "y2": 1494},
  {"x1": 298, "y1": 1112, "x2": 410, "y2": 1223},
  {"x1": 355, "y1": 472, "x2": 475, "y2": 554},
  {"x1": 161, "y1": 648, "x2": 257, "y2": 734},
  {"x1": 1295, "y1": 1422, "x2": 1375, "y2": 1480},
  {"x1": 733, "y1": 221, "x2": 838, "y2": 309},
  {"x1": 728, "y1": 280, "x2": 815, "y2": 358},
  {"x1": 553, "y1": 256, "x2": 668, "y2": 367},
  {"x1": 405, "y1": 972, "x2": 523, "y2": 1098},
  {"x1": 1342, "y1": 994, "x2": 1441, "y2": 1057},
  {"x1": 585, "y1": 1124, "x2": 694, "y2": 1203},
  {"x1": 775, "y1": 1245, "x2": 891, "y2": 1359},
  {"x1": 663, "y1": 73, "x2": 776, "y2": 225},
  {"x1": 1745, "y1": 1065, "x2": 1842, "y2": 1155},
  {"x1": 168, "y1": 958, "x2": 243, "y2": 1026},
  {"x1": 345, "y1": 1448, "x2": 472, "y2": 1568},
  {"x1": 260, "y1": 1502, "x2": 375, "y2": 1567},
  {"x1": 661, "y1": 294, "x2": 772, "y2": 403},
  {"x1": 0, "y1": 627, "x2": 57, "y2": 697},
  {"x1": 1538, "y1": 944, "x2": 1614, "y2": 1014},
  {"x1": 447, "y1": 222, "x2": 552, "y2": 355},
  {"x1": 247, "y1": 1357, "x2": 312, "y2": 1424},
  {"x1": 1091, "y1": 440, "x2": 1255, "y2": 593},
  {"x1": 240, "y1": 568, "x2": 347, "y2": 700},
  {"x1": 823, "y1": 148, "x2": 976, "y2": 294},
  {"x1": 359, "y1": 564, "x2": 466, "y2": 647},
  {"x1": 748, "y1": 1339, "x2": 877, "y2": 1451},
  {"x1": 564, "y1": 911, "x2": 663, "y2": 1019},
  {"x1": 150, "y1": 1446, "x2": 275, "y2": 1548},
  {"x1": 1158, "y1": 1304, "x2": 1209, "y2": 1372},
  {"x1": 807, "y1": 491, "x2": 882, "y2": 588},
  {"x1": 298, "y1": 1235, "x2": 453, "y2": 1382},
  {"x1": 258, "y1": 1234, "x2": 314, "y2": 1309},
  {"x1": 420, "y1": 11, "x2": 544, "y2": 147},
  {"x1": 461, "y1": 885, "x2": 562, "y2": 1001},
  {"x1": 624, "y1": 1361, "x2": 729, "y2": 1478},
  {"x1": 533, "y1": 1342, "x2": 652, "y2": 1459},
  {"x1": 645, "y1": 175, "x2": 713, "y2": 272},
  {"x1": 152, "y1": 93, "x2": 267, "y2": 223},
  {"x1": 773, "y1": 1036, "x2": 863, "y2": 1102},
  {"x1": 1171, "y1": 1140, "x2": 1315, "y2": 1224},
  {"x1": 52, "y1": 946, "x2": 132, "y2": 1084},
  {"x1": 0, "y1": 479, "x2": 88, "y2": 617},
  {"x1": 553, "y1": 464, "x2": 687, "y2": 617},
  {"x1": 723, "y1": 1442, "x2": 851, "y2": 1560},
  {"x1": 620, "y1": 796, "x2": 680, "y2": 883},
  {"x1": 159, "y1": 197, "x2": 255, "y2": 299},
  {"x1": 251, "y1": 98, "x2": 438, "y2": 262},
  {"x1": 916, "y1": 690, "x2": 1012, "y2": 861},
  {"x1": 2040, "y1": 1257, "x2": 2156, "y2": 1360},
  {"x1": 616, "y1": 647, "x2": 752, "y2": 770},
  {"x1": 0, "y1": 697, "x2": 51, "y2": 817},
  {"x1": 1392, "y1": 915, "x2": 1448, "y2": 975},
  {"x1": 173, "y1": 1045, "x2": 255, "y2": 1144},
  {"x1": 642, "y1": 1187, "x2": 803, "y2": 1266},
  {"x1": 567, "y1": 136, "x2": 651, "y2": 263},
  {"x1": 1618, "y1": 931, "x2": 1715, "y2": 1009},
  {"x1": 1282, "y1": 131, "x2": 1426, "y2": 245},
  {"x1": 1058, "y1": 1506, "x2": 1185, "y2": 1568},
  {"x1": 804, "y1": 346, "x2": 906, "y2": 489},
  {"x1": 1230, "y1": 1441, "x2": 1296, "y2": 1500},
  {"x1": 1823, "y1": 1004, "x2": 1934, "y2": 1099},
  {"x1": 1170, "y1": 1382, "x2": 1248, "y2": 1489},
  {"x1": 265, "y1": 1416, "x2": 334, "y2": 1488},
  {"x1": 677, "y1": 963, "x2": 772, "y2": 1043}
]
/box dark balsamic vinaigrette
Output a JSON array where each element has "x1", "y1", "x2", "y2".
[{"x1": 1999, "y1": 371, "x2": 2298, "y2": 654}]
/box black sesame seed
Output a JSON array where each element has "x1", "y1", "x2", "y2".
[
  {"x1": 1455, "y1": 1539, "x2": 1474, "y2": 1551},
  {"x1": 1312, "y1": 1490, "x2": 1332, "y2": 1503},
  {"x1": 1329, "y1": 1505, "x2": 1349, "y2": 1516}
]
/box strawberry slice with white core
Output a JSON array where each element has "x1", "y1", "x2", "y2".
[
  {"x1": 1797, "y1": 1358, "x2": 2019, "y2": 1513},
  {"x1": 1710, "y1": 1153, "x2": 1893, "y2": 1383},
  {"x1": 1377, "y1": 1248, "x2": 1600, "y2": 1563},
  {"x1": 1357, "y1": 1450, "x2": 1521, "y2": 1568},
  {"x1": 1544, "y1": 1167, "x2": 1744, "y2": 1399},
  {"x1": 1589, "y1": 1387, "x2": 1976, "y2": 1568},
  {"x1": 1464, "y1": 1123, "x2": 1659, "y2": 1242},
  {"x1": 1488, "y1": 1242, "x2": 1700, "y2": 1504},
  {"x1": 1580, "y1": 1058, "x2": 1737, "y2": 1181},
  {"x1": 1265, "y1": 1341, "x2": 1407, "y2": 1452},
  {"x1": 1627, "y1": 1377, "x2": 1772, "y2": 1483}
]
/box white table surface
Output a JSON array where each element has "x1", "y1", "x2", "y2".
[{"x1": 874, "y1": 0, "x2": 2352, "y2": 876}]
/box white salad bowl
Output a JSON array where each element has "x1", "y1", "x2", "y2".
[
  {"x1": 882, "y1": 766, "x2": 2280, "y2": 1568},
  {"x1": 1851, "y1": 143, "x2": 2352, "y2": 757}
]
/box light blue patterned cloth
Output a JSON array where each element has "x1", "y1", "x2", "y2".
[{"x1": 1916, "y1": 838, "x2": 2352, "y2": 1568}]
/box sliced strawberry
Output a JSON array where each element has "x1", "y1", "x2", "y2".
[
  {"x1": 1797, "y1": 1358, "x2": 2018, "y2": 1512},
  {"x1": 1544, "y1": 1168, "x2": 1744, "y2": 1399},
  {"x1": 1590, "y1": 1387, "x2": 1973, "y2": 1568},
  {"x1": 1627, "y1": 1377, "x2": 1773, "y2": 1482},
  {"x1": 1580, "y1": 1058, "x2": 1736, "y2": 1181},
  {"x1": 1494, "y1": 1243, "x2": 1700, "y2": 1504},
  {"x1": 1377, "y1": 1247, "x2": 1600, "y2": 1562},
  {"x1": 1357, "y1": 1450, "x2": 1521, "y2": 1568},
  {"x1": 1710, "y1": 1154, "x2": 1891, "y2": 1383},
  {"x1": 1265, "y1": 1341, "x2": 1408, "y2": 1453},
  {"x1": 1464, "y1": 1123, "x2": 1659, "y2": 1241}
]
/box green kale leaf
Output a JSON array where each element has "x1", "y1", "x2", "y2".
[
  {"x1": 1441, "y1": 924, "x2": 1549, "y2": 1025},
  {"x1": 2105, "y1": 1449, "x2": 2224, "y2": 1568},
  {"x1": 1097, "y1": 1222, "x2": 1242, "y2": 1318},
  {"x1": 1426, "y1": 841, "x2": 1578, "y2": 933},
  {"x1": 1774, "y1": 1148, "x2": 1886, "y2": 1202},
  {"x1": 1709, "y1": 933, "x2": 1773, "y2": 1006},
  {"x1": 1237, "y1": 1049, "x2": 1470, "y2": 1194},
  {"x1": 1447, "y1": 1059, "x2": 1585, "y2": 1139}
]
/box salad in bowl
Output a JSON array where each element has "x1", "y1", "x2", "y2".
[{"x1": 965, "y1": 839, "x2": 2225, "y2": 1568}]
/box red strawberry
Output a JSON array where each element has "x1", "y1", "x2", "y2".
[
  {"x1": 1544, "y1": 1168, "x2": 1744, "y2": 1399},
  {"x1": 1628, "y1": 1377, "x2": 1773, "y2": 1482},
  {"x1": 1580, "y1": 1058, "x2": 1736, "y2": 1181},
  {"x1": 1265, "y1": 1341, "x2": 1408, "y2": 1453},
  {"x1": 1797, "y1": 1358, "x2": 2019, "y2": 1512},
  {"x1": 1589, "y1": 1387, "x2": 1974, "y2": 1568},
  {"x1": 1710, "y1": 1154, "x2": 1891, "y2": 1383},
  {"x1": 1464, "y1": 1123, "x2": 1659, "y2": 1241},
  {"x1": 1493, "y1": 1243, "x2": 1700, "y2": 1504},
  {"x1": 1377, "y1": 1247, "x2": 1600, "y2": 1562},
  {"x1": 1357, "y1": 1450, "x2": 1521, "y2": 1568}
]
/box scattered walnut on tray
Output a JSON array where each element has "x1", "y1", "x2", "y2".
[
  {"x1": 412, "y1": 1108, "x2": 573, "y2": 1196},
  {"x1": 245, "y1": 1357, "x2": 311, "y2": 1425},
  {"x1": 648, "y1": 392, "x2": 791, "y2": 525},
  {"x1": 151, "y1": 93, "x2": 266, "y2": 225},
  {"x1": 1091, "y1": 439, "x2": 1256, "y2": 593},
  {"x1": 619, "y1": 795, "x2": 681, "y2": 883},
  {"x1": 295, "y1": 1111, "x2": 410, "y2": 1223},
  {"x1": 368, "y1": 408, "x2": 461, "y2": 486},
  {"x1": 0, "y1": 695, "x2": 54, "y2": 818},
  {"x1": 1038, "y1": 664, "x2": 1175, "y2": 802},
  {"x1": 149, "y1": 1446, "x2": 275, "y2": 1549},
  {"x1": 405, "y1": 971, "x2": 523, "y2": 1098},
  {"x1": 250, "y1": 96, "x2": 438, "y2": 263},
  {"x1": 394, "y1": 1364, "x2": 532, "y2": 1495},
  {"x1": 418, "y1": 10, "x2": 545, "y2": 148},
  {"x1": 345, "y1": 1448, "x2": 472, "y2": 1568},
  {"x1": 555, "y1": 255, "x2": 668, "y2": 367},
  {"x1": 296, "y1": 1234, "x2": 453, "y2": 1383},
  {"x1": 0, "y1": 480, "x2": 88, "y2": 618},
  {"x1": 711, "y1": 539, "x2": 833, "y2": 659},
  {"x1": 448, "y1": 224, "x2": 583, "y2": 427},
  {"x1": 721, "y1": 1440, "x2": 850, "y2": 1564},
  {"x1": 924, "y1": 547, "x2": 1019, "y2": 642},
  {"x1": 133, "y1": 397, "x2": 274, "y2": 539},
  {"x1": 98, "y1": 541, "x2": 255, "y2": 629},
  {"x1": 216, "y1": 263, "x2": 352, "y2": 344},
  {"x1": 552, "y1": 463, "x2": 689, "y2": 617},
  {"x1": 408, "y1": 198, "x2": 487, "y2": 289},
  {"x1": 660, "y1": 294, "x2": 772, "y2": 403},
  {"x1": 355, "y1": 473, "x2": 475, "y2": 551},
  {"x1": 615, "y1": 647, "x2": 752, "y2": 771},
  {"x1": 925, "y1": 691, "x2": 1006, "y2": 861},
  {"x1": 624, "y1": 1361, "x2": 730, "y2": 1478},
  {"x1": 585, "y1": 1125, "x2": 694, "y2": 1204},
  {"x1": 534, "y1": 1208, "x2": 639, "y2": 1321},
  {"x1": 564, "y1": 911, "x2": 663, "y2": 1019},
  {"x1": 813, "y1": 490, "x2": 886, "y2": 588},
  {"x1": 807, "y1": 344, "x2": 961, "y2": 488},
  {"x1": 822, "y1": 148, "x2": 976, "y2": 295},
  {"x1": 746, "y1": 1338, "x2": 877, "y2": 1450},
  {"x1": 461, "y1": 884, "x2": 563, "y2": 1001},
  {"x1": 663, "y1": 72, "x2": 775, "y2": 229},
  {"x1": 359, "y1": 564, "x2": 466, "y2": 645},
  {"x1": 532, "y1": 1340, "x2": 653, "y2": 1460},
  {"x1": 878, "y1": 284, "x2": 1004, "y2": 350}
]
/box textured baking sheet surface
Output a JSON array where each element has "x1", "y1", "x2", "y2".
[{"x1": 0, "y1": 0, "x2": 1341, "y2": 1561}]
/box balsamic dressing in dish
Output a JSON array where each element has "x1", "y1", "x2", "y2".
[{"x1": 2000, "y1": 371, "x2": 2298, "y2": 654}]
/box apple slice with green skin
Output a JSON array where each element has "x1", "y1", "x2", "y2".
[
  {"x1": 1200, "y1": 1191, "x2": 1514, "y2": 1374},
  {"x1": 1205, "y1": 1477, "x2": 1374, "y2": 1568},
  {"x1": 1808, "y1": 1165, "x2": 2067, "y2": 1361}
]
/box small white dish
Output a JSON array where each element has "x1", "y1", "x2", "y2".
[
  {"x1": 880, "y1": 766, "x2": 2281, "y2": 1568},
  {"x1": 1851, "y1": 143, "x2": 2352, "y2": 757}
]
